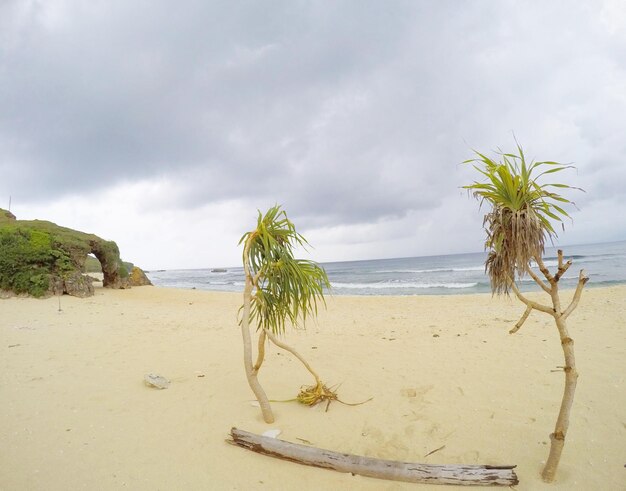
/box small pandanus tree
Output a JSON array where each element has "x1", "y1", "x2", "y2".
[
  {"x1": 464, "y1": 144, "x2": 588, "y2": 482},
  {"x1": 239, "y1": 205, "x2": 333, "y2": 424}
]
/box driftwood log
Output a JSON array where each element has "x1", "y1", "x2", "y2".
[{"x1": 228, "y1": 428, "x2": 518, "y2": 486}]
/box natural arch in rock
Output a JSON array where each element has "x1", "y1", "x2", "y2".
[
  {"x1": 0, "y1": 209, "x2": 132, "y2": 297},
  {"x1": 89, "y1": 238, "x2": 128, "y2": 288}
]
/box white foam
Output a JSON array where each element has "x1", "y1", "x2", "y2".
[
  {"x1": 331, "y1": 281, "x2": 478, "y2": 290},
  {"x1": 375, "y1": 266, "x2": 484, "y2": 274}
]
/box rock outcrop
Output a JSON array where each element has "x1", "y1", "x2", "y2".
[
  {"x1": 128, "y1": 266, "x2": 152, "y2": 286},
  {"x1": 89, "y1": 238, "x2": 130, "y2": 289},
  {"x1": 62, "y1": 271, "x2": 96, "y2": 298},
  {"x1": 0, "y1": 209, "x2": 139, "y2": 298}
]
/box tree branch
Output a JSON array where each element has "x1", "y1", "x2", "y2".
[
  {"x1": 510, "y1": 281, "x2": 555, "y2": 316},
  {"x1": 561, "y1": 270, "x2": 589, "y2": 320},
  {"x1": 534, "y1": 256, "x2": 555, "y2": 284},
  {"x1": 509, "y1": 305, "x2": 532, "y2": 334},
  {"x1": 263, "y1": 328, "x2": 321, "y2": 384},
  {"x1": 554, "y1": 257, "x2": 573, "y2": 282},
  {"x1": 525, "y1": 265, "x2": 551, "y2": 294}
]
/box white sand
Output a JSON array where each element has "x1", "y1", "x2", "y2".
[{"x1": 1, "y1": 285, "x2": 625, "y2": 490}]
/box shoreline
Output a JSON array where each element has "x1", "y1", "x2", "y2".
[
  {"x1": 2, "y1": 284, "x2": 625, "y2": 490},
  {"x1": 144, "y1": 239, "x2": 626, "y2": 297},
  {"x1": 146, "y1": 280, "x2": 626, "y2": 299}
]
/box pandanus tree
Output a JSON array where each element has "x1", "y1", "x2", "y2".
[
  {"x1": 464, "y1": 144, "x2": 587, "y2": 482},
  {"x1": 239, "y1": 205, "x2": 333, "y2": 424}
]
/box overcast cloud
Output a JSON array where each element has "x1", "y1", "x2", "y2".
[{"x1": 1, "y1": 1, "x2": 625, "y2": 269}]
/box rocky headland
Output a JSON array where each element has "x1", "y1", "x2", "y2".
[{"x1": 0, "y1": 208, "x2": 151, "y2": 298}]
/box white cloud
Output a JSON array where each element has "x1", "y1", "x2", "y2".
[
  {"x1": 12, "y1": 179, "x2": 252, "y2": 269},
  {"x1": 1, "y1": 1, "x2": 624, "y2": 268}
]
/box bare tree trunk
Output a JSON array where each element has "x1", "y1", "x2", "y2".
[
  {"x1": 541, "y1": 315, "x2": 578, "y2": 482},
  {"x1": 241, "y1": 268, "x2": 274, "y2": 423},
  {"x1": 253, "y1": 329, "x2": 267, "y2": 372},
  {"x1": 228, "y1": 428, "x2": 519, "y2": 486},
  {"x1": 510, "y1": 253, "x2": 587, "y2": 482}
]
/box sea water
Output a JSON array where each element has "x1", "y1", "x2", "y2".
[{"x1": 146, "y1": 240, "x2": 626, "y2": 296}]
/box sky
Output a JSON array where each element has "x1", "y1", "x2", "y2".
[{"x1": 1, "y1": 1, "x2": 625, "y2": 270}]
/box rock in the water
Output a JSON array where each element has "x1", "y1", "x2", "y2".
[{"x1": 128, "y1": 266, "x2": 152, "y2": 286}]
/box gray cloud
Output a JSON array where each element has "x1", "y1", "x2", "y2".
[{"x1": 1, "y1": 0, "x2": 625, "y2": 244}]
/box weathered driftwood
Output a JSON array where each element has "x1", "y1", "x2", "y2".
[{"x1": 228, "y1": 428, "x2": 518, "y2": 486}]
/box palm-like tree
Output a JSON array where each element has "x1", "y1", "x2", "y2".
[
  {"x1": 464, "y1": 145, "x2": 577, "y2": 293},
  {"x1": 239, "y1": 205, "x2": 332, "y2": 423},
  {"x1": 464, "y1": 143, "x2": 588, "y2": 482}
]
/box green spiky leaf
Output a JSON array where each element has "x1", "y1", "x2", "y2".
[
  {"x1": 240, "y1": 205, "x2": 331, "y2": 335},
  {"x1": 462, "y1": 144, "x2": 581, "y2": 294}
]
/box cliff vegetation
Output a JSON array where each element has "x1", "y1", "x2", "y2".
[{"x1": 0, "y1": 208, "x2": 146, "y2": 298}]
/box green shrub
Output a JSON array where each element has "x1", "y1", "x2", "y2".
[
  {"x1": 84, "y1": 255, "x2": 102, "y2": 273},
  {"x1": 0, "y1": 227, "x2": 56, "y2": 297}
]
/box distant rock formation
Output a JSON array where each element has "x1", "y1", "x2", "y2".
[
  {"x1": 0, "y1": 209, "x2": 142, "y2": 298},
  {"x1": 128, "y1": 266, "x2": 152, "y2": 286}
]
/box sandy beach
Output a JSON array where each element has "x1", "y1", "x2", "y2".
[{"x1": 1, "y1": 284, "x2": 624, "y2": 490}]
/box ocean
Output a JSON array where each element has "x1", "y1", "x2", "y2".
[{"x1": 146, "y1": 240, "x2": 626, "y2": 296}]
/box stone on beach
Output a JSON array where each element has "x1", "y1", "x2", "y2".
[{"x1": 144, "y1": 373, "x2": 170, "y2": 389}]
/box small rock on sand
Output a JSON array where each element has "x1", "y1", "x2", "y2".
[{"x1": 144, "y1": 373, "x2": 170, "y2": 389}]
